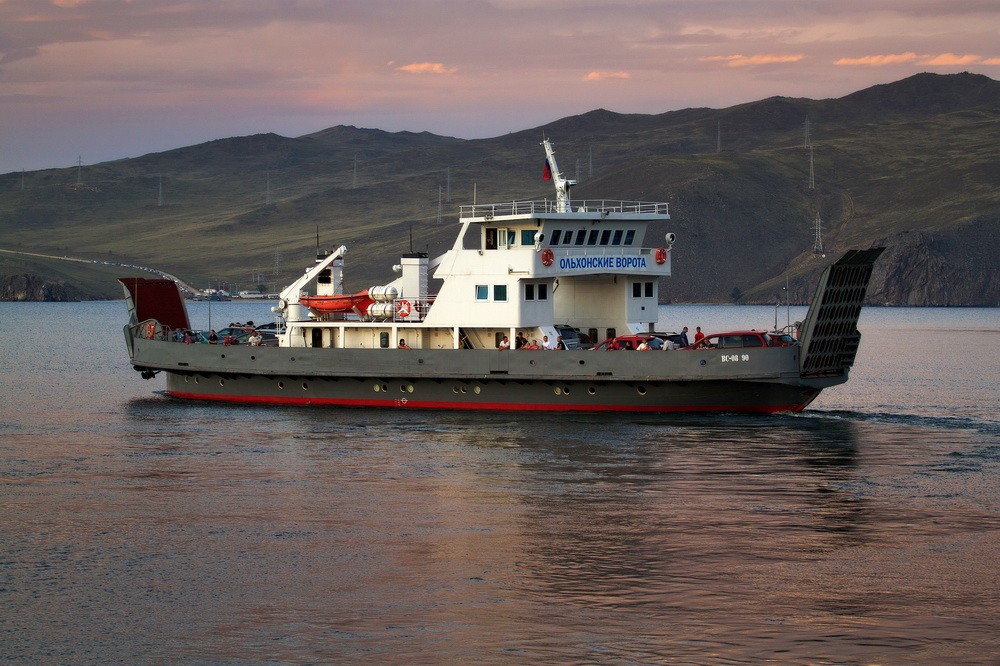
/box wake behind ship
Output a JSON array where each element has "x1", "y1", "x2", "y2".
[{"x1": 120, "y1": 139, "x2": 883, "y2": 413}]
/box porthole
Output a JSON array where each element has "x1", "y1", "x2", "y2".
[
  {"x1": 302, "y1": 382, "x2": 309, "y2": 390},
  {"x1": 579, "y1": 360, "x2": 585, "y2": 365},
  {"x1": 452, "y1": 386, "x2": 460, "y2": 394},
  {"x1": 382, "y1": 384, "x2": 388, "y2": 393},
  {"x1": 553, "y1": 387, "x2": 562, "y2": 395},
  {"x1": 219, "y1": 379, "x2": 226, "y2": 387},
  {"x1": 588, "y1": 386, "x2": 596, "y2": 395},
  {"x1": 250, "y1": 355, "x2": 256, "y2": 360},
  {"x1": 277, "y1": 381, "x2": 285, "y2": 390},
  {"x1": 184, "y1": 376, "x2": 190, "y2": 384},
  {"x1": 221, "y1": 354, "x2": 226, "y2": 359},
  {"x1": 374, "y1": 384, "x2": 382, "y2": 392},
  {"x1": 529, "y1": 359, "x2": 536, "y2": 366},
  {"x1": 637, "y1": 385, "x2": 647, "y2": 396},
  {"x1": 473, "y1": 386, "x2": 481, "y2": 395},
  {"x1": 460, "y1": 386, "x2": 467, "y2": 394},
  {"x1": 563, "y1": 386, "x2": 570, "y2": 395},
  {"x1": 401, "y1": 384, "x2": 414, "y2": 393},
  {"x1": 194, "y1": 376, "x2": 200, "y2": 384}
]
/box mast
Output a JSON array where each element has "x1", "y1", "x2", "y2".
[{"x1": 542, "y1": 139, "x2": 576, "y2": 213}]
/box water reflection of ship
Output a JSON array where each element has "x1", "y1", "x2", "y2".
[{"x1": 499, "y1": 416, "x2": 865, "y2": 609}]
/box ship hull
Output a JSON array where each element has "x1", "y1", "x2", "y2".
[{"x1": 128, "y1": 337, "x2": 837, "y2": 414}]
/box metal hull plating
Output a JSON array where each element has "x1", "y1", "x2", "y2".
[{"x1": 131, "y1": 337, "x2": 836, "y2": 413}]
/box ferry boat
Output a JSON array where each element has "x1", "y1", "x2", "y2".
[{"x1": 119, "y1": 139, "x2": 883, "y2": 413}]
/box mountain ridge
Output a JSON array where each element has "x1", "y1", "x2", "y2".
[{"x1": 1, "y1": 72, "x2": 998, "y2": 305}]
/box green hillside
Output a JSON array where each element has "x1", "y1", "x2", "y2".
[{"x1": 1, "y1": 72, "x2": 998, "y2": 305}]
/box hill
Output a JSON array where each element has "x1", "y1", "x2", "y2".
[{"x1": 1, "y1": 72, "x2": 998, "y2": 305}]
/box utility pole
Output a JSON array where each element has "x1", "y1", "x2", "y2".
[
  {"x1": 157, "y1": 175, "x2": 163, "y2": 206},
  {"x1": 265, "y1": 171, "x2": 271, "y2": 206}
]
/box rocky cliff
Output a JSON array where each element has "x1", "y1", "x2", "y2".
[{"x1": 0, "y1": 274, "x2": 90, "y2": 301}]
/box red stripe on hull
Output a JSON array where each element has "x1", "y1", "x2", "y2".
[{"x1": 166, "y1": 390, "x2": 806, "y2": 414}]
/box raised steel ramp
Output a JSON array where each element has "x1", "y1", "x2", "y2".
[{"x1": 798, "y1": 247, "x2": 885, "y2": 377}]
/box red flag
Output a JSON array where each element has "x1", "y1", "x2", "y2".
[{"x1": 542, "y1": 160, "x2": 552, "y2": 181}]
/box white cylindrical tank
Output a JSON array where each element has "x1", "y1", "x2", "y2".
[
  {"x1": 366, "y1": 302, "x2": 395, "y2": 319},
  {"x1": 368, "y1": 285, "x2": 398, "y2": 302}
]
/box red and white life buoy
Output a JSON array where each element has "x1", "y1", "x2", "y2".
[
  {"x1": 396, "y1": 299, "x2": 411, "y2": 318},
  {"x1": 655, "y1": 247, "x2": 668, "y2": 264},
  {"x1": 144, "y1": 321, "x2": 156, "y2": 339},
  {"x1": 541, "y1": 248, "x2": 555, "y2": 266}
]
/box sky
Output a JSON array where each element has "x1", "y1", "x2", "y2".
[{"x1": 0, "y1": 0, "x2": 997, "y2": 174}]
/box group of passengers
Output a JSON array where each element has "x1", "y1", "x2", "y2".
[{"x1": 498, "y1": 333, "x2": 565, "y2": 350}]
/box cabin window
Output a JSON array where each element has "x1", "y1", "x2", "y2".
[
  {"x1": 524, "y1": 283, "x2": 548, "y2": 301},
  {"x1": 494, "y1": 285, "x2": 508, "y2": 301},
  {"x1": 600, "y1": 229, "x2": 612, "y2": 245},
  {"x1": 318, "y1": 268, "x2": 332, "y2": 284},
  {"x1": 588, "y1": 328, "x2": 599, "y2": 343},
  {"x1": 624, "y1": 229, "x2": 636, "y2": 245},
  {"x1": 575, "y1": 230, "x2": 586, "y2": 245},
  {"x1": 611, "y1": 230, "x2": 623, "y2": 246},
  {"x1": 485, "y1": 228, "x2": 498, "y2": 250},
  {"x1": 632, "y1": 281, "x2": 653, "y2": 297},
  {"x1": 521, "y1": 229, "x2": 538, "y2": 245},
  {"x1": 587, "y1": 229, "x2": 599, "y2": 246},
  {"x1": 506, "y1": 230, "x2": 516, "y2": 247},
  {"x1": 550, "y1": 229, "x2": 563, "y2": 245},
  {"x1": 379, "y1": 332, "x2": 390, "y2": 348},
  {"x1": 606, "y1": 328, "x2": 616, "y2": 340},
  {"x1": 498, "y1": 228, "x2": 510, "y2": 249},
  {"x1": 475, "y1": 285, "x2": 489, "y2": 301}
]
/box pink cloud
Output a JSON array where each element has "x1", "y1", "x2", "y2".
[
  {"x1": 583, "y1": 71, "x2": 631, "y2": 81},
  {"x1": 699, "y1": 54, "x2": 804, "y2": 68},
  {"x1": 395, "y1": 62, "x2": 458, "y2": 75},
  {"x1": 920, "y1": 52, "x2": 982, "y2": 66},
  {"x1": 834, "y1": 53, "x2": 920, "y2": 66}
]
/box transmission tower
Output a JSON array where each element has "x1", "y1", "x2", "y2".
[
  {"x1": 265, "y1": 171, "x2": 271, "y2": 206},
  {"x1": 273, "y1": 249, "x2": 281, "y2": 275},
  {"x1": 813, "y1": 212, "x2": 824, "y2": 254},
  {"x1": 157, "y1": 175, "x2": 163, "y2": 206},
  {"x1": 808, "y1": 144, "x2": 815, "y2": 190},
  {"x1": 803, "y1": 117, "x2": 811, "y2": 148},
  {"x1": 717, "y1": 121, "x2": 721, "y2": 153}
]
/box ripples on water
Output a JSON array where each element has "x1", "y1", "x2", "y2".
[{"x1": 1, "y1": 302, "x2": 999, "y2": 663}]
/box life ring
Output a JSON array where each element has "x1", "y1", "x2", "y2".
[
  {"x1": 655, "y1": 247, "x2": 667, "y2": 264},
  {"x1": 144, "y1": 321, "x2": 156, "y2": 339},
  {"x1": 541, "y1": 248, "x2": 555, "y2": 266},
  {"x1": 396, "y1": 299, "x2": 411, "y2": 318}
]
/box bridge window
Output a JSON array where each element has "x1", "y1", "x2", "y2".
[
  {"x1": 600, "y1": 229, "x2": 612, "y2": 245},
  {"x1": 521, "y1": 229, "x2": 538, "y2": 245},
  {"x1": 550, "y1": 229, "x2": 562, "y2": 245},
  {"x1": 611, "y1": 230, "x2": 623, "y2": 245},
  {"x1": 524, "y1": 283, "x2": 548, "y2": 301},
  {"x1": 485, "y1": 228, "x2": 498, "y2": 250},
  {"x1": 624, "y1": 229, "x2": 635, "y2": 245},
  {"x1": 575, "y1": 229, "x2": 586, "y2": 245},
  {"x1": 587, "y1": 229, "x2": 599, "y2": 245}
]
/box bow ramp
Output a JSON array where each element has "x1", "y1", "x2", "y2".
[{"x1": 798, "y1": 247, "x2": 885, "y2": 377}]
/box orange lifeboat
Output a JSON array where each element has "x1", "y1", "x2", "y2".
[{"x1": 299, "y1": 289, "x2": 375, "y2": 314}]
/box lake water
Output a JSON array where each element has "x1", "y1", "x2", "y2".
[{"x1": 1, "y1": 301, "x2": 998, "y2": 663}]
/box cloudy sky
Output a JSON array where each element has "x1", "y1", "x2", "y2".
[{"x1": 1, "y1": 0, "x2": 997, "y2": 174}]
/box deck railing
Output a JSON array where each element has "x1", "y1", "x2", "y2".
[{"x1": 459, "y1": 199, "x2": 669, "y2": 219}]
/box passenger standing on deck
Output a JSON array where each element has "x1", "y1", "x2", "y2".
[
  {"x1": 694, "y1": 326, "x2": 705, "y2": 344},
  {"x1": 542, "y1": 335, "x2": 553, "y2": 350},
  {"x1": 208, "y1": 329, "x2": 218, "y2": 344},
  {"x1": 498, "y1": 335, "x2": 510, "y2": 350},
  {"x1": 679, "y1": 327, "x2": 690, "y2": 347}
]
